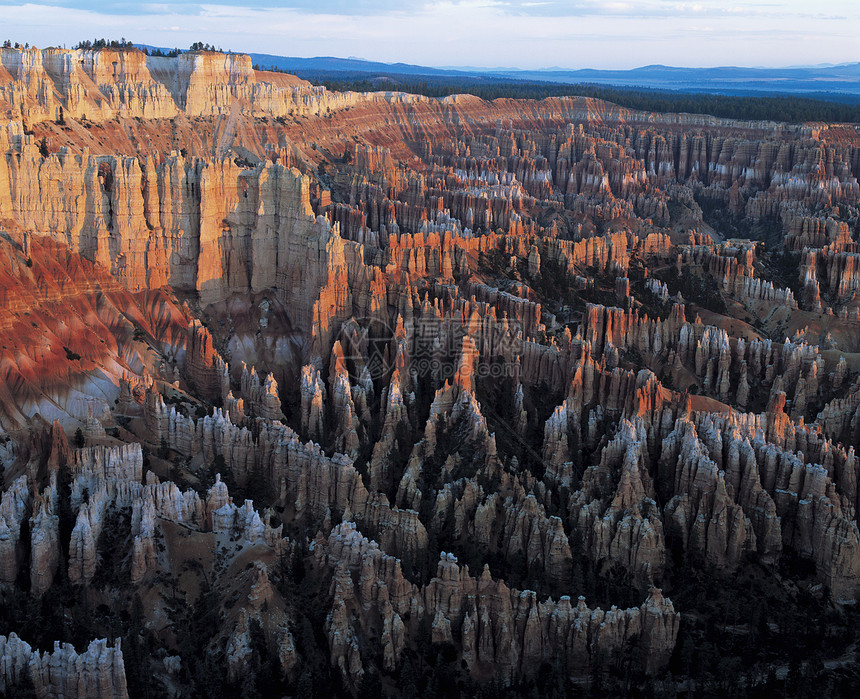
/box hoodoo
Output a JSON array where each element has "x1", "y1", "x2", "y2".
[{"x1": 0, "y1": 41, "x2": 857, "y2": 696}]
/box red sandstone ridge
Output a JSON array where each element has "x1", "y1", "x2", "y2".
[{"x1": 0, "y1": 232, "x2": 198, "y2": 431}]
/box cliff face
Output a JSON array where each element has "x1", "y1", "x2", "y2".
[
  {"x1": 0, "y1": 134, "x2": 326, "y2": 294},
  {"x1": 0, "y1": 47, "x2": 356, "y2": 125},
  {"x1": 0, "y1": 133, "x2": 351, "y2": 376},
  {"x1": 5, "y1": 46, "x2": 821, "y2": 138}
]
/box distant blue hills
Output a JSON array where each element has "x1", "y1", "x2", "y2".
[{"x1": 139, "y1": 46, "x2": 860, "y2": 103}]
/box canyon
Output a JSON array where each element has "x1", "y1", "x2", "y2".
[{"x1": 0, "y1": 46, "x2": 859, "y2": 696}]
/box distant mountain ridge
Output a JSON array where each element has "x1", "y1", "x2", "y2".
[
  {"x1": 247, "y1": 53, "x2": 469, "y2": 77},
  {"x1": 138, "y1": 45, "x2": 860, "y2": 100},
  {"x1": 488, "y1": 63, "x2": 860, "y2": 97}
]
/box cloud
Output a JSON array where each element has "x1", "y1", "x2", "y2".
[
  {"x1": 2, "y1": 0, "x2": 857, "y2": 20},
  {"x1": 0, "y1": 0, "x2": 857, "y2": 69}
]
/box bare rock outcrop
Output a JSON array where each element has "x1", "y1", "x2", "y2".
[
  {"x1": 319, "y1": 522, "x2": 679, "y2": 685},
  {"x1": 0, "y1": 476, "x2": 30, "y2": 583},
  {"x1": 0, "y1": 633, "x2": 128, "y2": 698},
  {"x1": 30, "y1": 474, "x2": 60, "y2": 596}
]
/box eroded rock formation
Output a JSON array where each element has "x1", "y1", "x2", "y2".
[{"x1": 0, "y1": 44, "x2": 858, "y2": 697}]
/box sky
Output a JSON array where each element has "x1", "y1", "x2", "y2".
[{"x1": 1, "y1": 1, "x2": 858, "y2": 70}]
